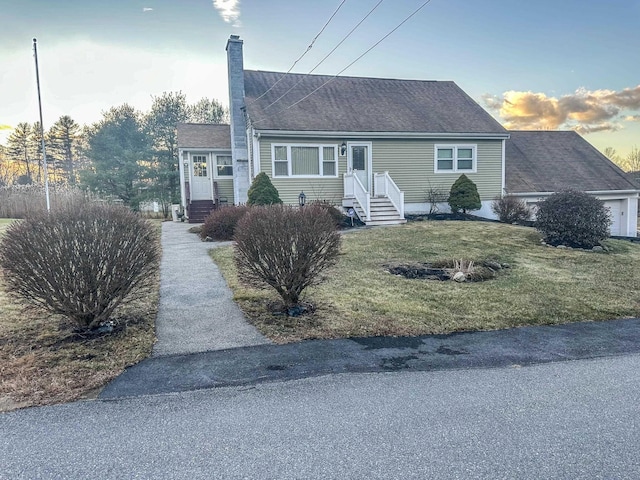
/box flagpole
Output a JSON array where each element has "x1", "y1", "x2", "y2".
[{"x1": 33, "y1": 38, "x2": 51, "y2": 212}]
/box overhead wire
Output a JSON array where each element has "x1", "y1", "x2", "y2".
[
  {"x1": 247, "y1": 0, "x2": 348, "y2": 105},
  {"x1": 251, "y1": 0, "x2": 434, "y2": 125},
  {"x1": 257, "y1": 0, "x2": 385, "y2": 113}
]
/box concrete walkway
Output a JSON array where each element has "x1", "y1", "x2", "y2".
[{"x1": 152, "y1": 221, "x2": 270, "y2": 357}]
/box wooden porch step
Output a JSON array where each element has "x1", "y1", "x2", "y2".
[
  {"x1": 352, "y1": 197, "x2": 406, "y2": 226},
  {"x1": 187, "y1": 200, "x2": 216, "y2": 223}
]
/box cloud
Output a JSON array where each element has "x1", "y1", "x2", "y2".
[
  {"x1": 143, "y1": 7, "x2": 153, "y2": 12},
  {"x1": 213, "y1": 0, "x2": 241, "y2": 26},
  {"x1": 484, "y1": 85, "x2": 640, "y2": 134}
]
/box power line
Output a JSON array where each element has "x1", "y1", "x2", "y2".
[
  {"x1": 247, "y1": 0, "x2": 348, "y2": 105},
  {"x1": 258, "y1": 0, "x2": 385, "y2": 113},
  {"x1": 252, "y1": 0, "x2": 434, "y2": 125}
]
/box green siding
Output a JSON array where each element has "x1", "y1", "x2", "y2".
[
  {"x1": 257, "y1": 136, "x2": 503, "y2": 205},
  {"x1": 215, "y1": 178, "x2": 235, "y2": 204},
  {"x1": 259, "y1": 136, "x2": 346, "y2": 205},
  {"x1": 372, "y1": 139, "x2": 503, "y2": 202}
]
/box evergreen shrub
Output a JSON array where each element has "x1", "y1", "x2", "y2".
[
  {"x1": 536, "y1": 190, "x2": 611, "y2": 248},
  {"x1": 448, "y1": 174, "x2": 481, "y2": 214}
]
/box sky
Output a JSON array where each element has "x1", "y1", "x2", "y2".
[{"x1": 1, "y1": 0, "x2": 639, "y2": 159}]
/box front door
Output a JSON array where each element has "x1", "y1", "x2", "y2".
[
  {"x1": 191, "y1": 154, "x2": 212, "y2": 200},
  {"x1": 348, "y1": 143, "x2": 372, "y2": 192}
]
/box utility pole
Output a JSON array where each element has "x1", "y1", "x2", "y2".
[{"x1": 33, "y1": 38, "x2": 50, "y2": 212}]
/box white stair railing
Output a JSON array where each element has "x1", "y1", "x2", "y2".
[
  {"x1": 344, "y1": 171, "x2": 371, "y2": 222},
  {"x1": 373, "y1": 171, "x2": 404, "y2": 219}
]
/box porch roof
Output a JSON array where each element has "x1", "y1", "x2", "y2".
[{"x1": 177, "y1": 123, "x2": 231, "y2": 149}]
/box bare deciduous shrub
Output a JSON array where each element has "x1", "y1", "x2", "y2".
[
  {"x1": 0, "y1": 203, "x2": 160, "y2": 330},
  {"x1": 425, "y1": 183, "x2": 448, "y2": 214},
  {"x1": 200, "y1": 205, "x2": 250, "y2": 241},
  {"x1": 234, "y1": 205, "x2": 341, "y2": 307},
  {"x1": 536, "y1": 190, "x2": 611, "y2": 248},
  {"x1": 491, "y1": 195, "x2": 532, "y2": 223}
]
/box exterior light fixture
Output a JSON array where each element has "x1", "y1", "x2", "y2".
[
  {"x1": 298, "y1": 191, "x2": 306, "y2": 207},
  {"x1": 340, "y1": 142, "x2": 347, "y2": 156}
]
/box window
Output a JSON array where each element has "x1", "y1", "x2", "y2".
[
  {"x1": 193, "y1": 155, "x2": 207, "y2": 177},
  {"x1": 272, "y1": 144, "x2": 338, "y2": 177},
  {"x1": 435, "y1": 145, "x2": 476, "y2": 173},
  {"x1": 216, "y1": 155, "x2": 233, "y2": 176}
]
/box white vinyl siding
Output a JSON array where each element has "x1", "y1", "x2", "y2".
[
  {"x1": 435, "y1": 145, "x2": 477, "y2": 173},
  {"x1": 272, "y1": 144, "x2": 338, "y2": 177}
]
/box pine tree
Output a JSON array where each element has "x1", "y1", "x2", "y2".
[
  {"x1": 48, "y1": 115, "x2": 81, "y2": 184},
  {"x1": 247, "y1": 172, "x2": 282, "y2": 205},
  {"x1": 7, "y1": 123, "x2": 33, "y2": 181},
  {"x1": 448, "y1": 174, "x2": 481, "y2": 214}
]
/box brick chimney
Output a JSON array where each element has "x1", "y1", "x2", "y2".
[{"x1": 226, "y1": 35, "x2": 250, "y2": 204}]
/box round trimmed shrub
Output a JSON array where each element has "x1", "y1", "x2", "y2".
[
  {"x1": 491, "y1": 195, "x2": 532, "y2": 223},
  {"x1": 233, "y1": 204, "x2": 341, "y2": 307},
  {"x1": 200, "y1": 205, "x2": 250, "y2": 241},
  {"x1": 535, "y1": 190, "x2": 611, "y2": 248},
  {"x1": 247, "y1": 172, "x2": 282, "y2": 206},
  {"x1": 0, "y1": 203, "x2": 160, "y2": 330}
]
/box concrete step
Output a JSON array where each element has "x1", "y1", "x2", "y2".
[{"x1": 365, "y1": 218, "x2": 407, "y2": 226}]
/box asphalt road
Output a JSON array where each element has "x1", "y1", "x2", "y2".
[{"x1": 3, "y1": 354, "x2": 640, "y2": 479}]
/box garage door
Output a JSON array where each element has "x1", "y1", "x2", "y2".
[{"x1": 604, "y1": 200, "x2": 622, "y2": 236}]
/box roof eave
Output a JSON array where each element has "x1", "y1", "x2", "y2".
[
  {"x1": 252, "y1": 129, "x2": 509, "y2": 140},
  {"x1": 509, "y1": 190, "x2": 640, "y2": 196}
]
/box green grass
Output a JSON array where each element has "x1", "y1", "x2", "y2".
[{"x1": 210, "y1": 221, "x2": 640, "y2": 343}]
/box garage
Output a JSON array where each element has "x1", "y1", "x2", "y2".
[
  {"x1": 603, "y1": 200, "x2": 622, "y2": 236},
  {"x1": 505, "y1": 131, "x2": 639, "y2": 238}
]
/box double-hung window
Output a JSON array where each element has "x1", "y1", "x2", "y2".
[
  {"x1": 216, "y1": 155, "x2": 233, "y2": 177},
  {"x1": 435, "y1": 145, "x2": 476, "y2": 173},
  {"x1": 272, "y1": 144, "x2": 338, "y2": 177}
]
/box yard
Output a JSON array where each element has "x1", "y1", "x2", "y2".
[
  {"x1": 0, "y1": 219, "x2": 159, "y2": 412},
  {"x1": 211, "y1": 221, "x2": 640, "y2": 343}
]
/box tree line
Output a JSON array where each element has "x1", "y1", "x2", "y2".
[
  {"x1": 603, "y1": 146, "x2": 640, "y2": 173},
  {"x1": 0, "y1": 93, "x2": 227, "y2": 214}
]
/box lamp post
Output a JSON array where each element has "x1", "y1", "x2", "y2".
[{"x1": 298, "y1": 191, "x2": 306, "y2": 208}]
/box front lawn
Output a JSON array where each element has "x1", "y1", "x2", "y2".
[
  {"x1": 211, "y1": 221, "x2": 640, "y2": 343},
  {"x1": 0, "y1": 219, "x2": 159, "y2": 412}
]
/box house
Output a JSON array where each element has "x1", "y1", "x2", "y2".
[
  {"x1": 177, "y1": 35, "x2": 638, "y2": 236},
  {"x1": 505, "y1": 131, "x2": 638, "y2": 236},
  {"x1": 177, "y1": 123, "x2": 233, "y2": 221}
]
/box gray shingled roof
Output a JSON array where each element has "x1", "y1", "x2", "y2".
[
  {"x1": 506, "y1": 131, "x2": 636, "y2": 193},
  {"x1": 177, "y1": 123, "x2": 231, "y2": 149},
  {"x1": 244, "y1": 70, "x2": 507, "y2": 135}
]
